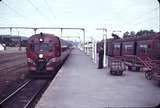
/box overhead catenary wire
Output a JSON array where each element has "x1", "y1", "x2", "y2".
[
  {"x1": 27, "y1": 0, "x2": 53, "y2": 24},
  {"x1": 0, "y1": 1, "x2": 33, "y2": 26},
  {"x1": 0, "y1": 17, "x2": 10, "y2": 24},
  {"x1": 1, "y1": 1, "x2": 27, "y2": 20},
  {"x1": 43, "y1": 0, "x2": 56, "y2": 18}
]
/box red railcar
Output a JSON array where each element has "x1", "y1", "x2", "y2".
[
  {"x1": 136, "y1": 34, "x2": 160, "y2": 60},
  {"x1": 121, "y1": 38, "x2": 136, "y2": 56},
  {"x1": 97, "y1": 33, "x2": 160, "y2": 80},
  {"x1": 107, "y1": 33, "x2": 160, "y2": 60},
  {"x1": 112, "y1": 39, "x2": 122, "y2": 57},
  {"x1": 26, "y1": 33, "x2": 72, "y2": 77}
]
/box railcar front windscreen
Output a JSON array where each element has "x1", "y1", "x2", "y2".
[{"x1": 32, "y1": 43, "x2": 53, "y2": 52}]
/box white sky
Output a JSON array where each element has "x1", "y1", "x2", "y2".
[{"x1": 0, "y1": 0, "x2": 159, "y2": 41}]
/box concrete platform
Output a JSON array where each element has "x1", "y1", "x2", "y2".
[{"x1": 36, "y1": 49, "x2": 160, "y2": 108}]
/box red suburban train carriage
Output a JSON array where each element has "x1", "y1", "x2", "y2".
[
  {"x1": 136, "y1": 33, "x2": 160, "y2": 60},
  {"x1": 97, "y1": 33, "x2": 160, "y2": 80},
  {"x1": 105, "y1": 33, "x2": 160, "y2": 60},
  {"x1": 26, "y1": 33, "x2": 72, "y2": 77}
]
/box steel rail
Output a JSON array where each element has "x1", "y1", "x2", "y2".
[
  {"x1": 23, "y1": 80, "x2": 49, "y2": 108},
  {"x1": 0, "y1": 80, "x2": 32, "y2": 105}
]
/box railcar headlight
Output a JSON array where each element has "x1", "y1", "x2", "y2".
[
  {"x1": 39, "y1": 38, "x2": 43, "y2": 42},
  {"x1": 38, "y1": 54, "x2": 44, "y2": 58}
]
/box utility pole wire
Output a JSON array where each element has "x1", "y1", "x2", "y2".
[
  {"x1": 27, "y1": 0, "x2": 53, "y2": 24},
  {"x1": 43, "y1": 0, "x2": 56, "y2": 18},
  {"x1": 1, "y1": 1, "x2": 26, "y2": 20},
  {"x1": 0, "y1": 17, "x2": 10, "y2": 23}
]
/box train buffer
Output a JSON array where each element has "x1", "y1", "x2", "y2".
[{"x1": 35, "y1": 49, "x2": 160, "y2": 108}]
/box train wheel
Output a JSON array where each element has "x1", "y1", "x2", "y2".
[
  {"x1": 145, "y1": 71, "x2": 152, "y2": 80},
  {"x1": 110, "y1": 70, "x2": 114, "y2": 75},
  {"x1": 118, "y1": 71, "x2": 123, "y2": 76}
]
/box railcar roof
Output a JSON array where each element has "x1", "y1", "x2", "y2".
[{"x1": 30, "y1": 33, "x2": 59, "y2": 39}]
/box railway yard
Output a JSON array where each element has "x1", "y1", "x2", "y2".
[
  {"x1": 0, "y1": 49, "x2": 27, "y2": 95},
  {"x1": 0, "y1": 49, "x2": 29, "y2": 104},
  {"x1": 0, "y1": 48, "x2": 159, "y2": 108},
  {"x1": 0, "y1": 47, "x2": 68, "y2": 108},
  {"x1": 0, "y1": 0, "x2": 160, "y2": 107}
]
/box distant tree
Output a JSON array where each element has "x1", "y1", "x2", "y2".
[
  {"x1": 123, "y1": 31, "x2": 130, "y2": 38},
  {"x1": 123, "y1": 30, "x2": 156, "y2": 38},
  {"x1": 136, "y1": 30, "x2": 156, "y2": 36},
  {"x1": 130, "y1": 31, "x2": 136, "y2": 37}
]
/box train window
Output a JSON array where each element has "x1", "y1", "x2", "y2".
[
  {"x1": 34, "y1": 43, "x2": 53, "y2": 52},
  {"x1": 140, "y1": 44, "x2": 147, "y2": 48},
  {"x1": 139, "y1": 44, "x2": 148, "y2": 53},
  {"x1": 124, "y1": 45, "x2": 132, "y2": 51},
  {"x1": 114, "y1": 44, "x2": 120, "y2": 50}
]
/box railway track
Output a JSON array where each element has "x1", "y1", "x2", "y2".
[
  {"x1": 0, "y1": 79, "x2": 51, "y2": 108},
  {"x1": 0, "y1": 52, "x2": 25, "y2": 59},
  {"x1": 0, "y1": 54, "x2": 25, "y2": 64},
  {"x1": 0, "y1": 62, "x2": 26, "y2": 73}
]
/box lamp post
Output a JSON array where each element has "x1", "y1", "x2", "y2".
[
  {"x1": 158, "y1": 0, "x2": 160, "y2": 32},
  {"x1": 90, "y1": 36, "x2": 97, "y2": 63},
  {"x1": 96, "y1": 28, "x2": 107, "y2": 67}
]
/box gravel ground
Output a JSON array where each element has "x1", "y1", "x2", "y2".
[{"x1": 0, "y1": 51, "x2": 29, "y2": 96}]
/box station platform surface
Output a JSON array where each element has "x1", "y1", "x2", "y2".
[{"x1": 36, "y1": 49, "x2": 160, "y2": 108}]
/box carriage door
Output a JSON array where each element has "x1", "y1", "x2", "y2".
[
  {"x1": 133, "y1": 42, "x2": 137, "y2": 55},
  {"x1": 120, "y1": 43, "x2": 122, "y2": 56}
]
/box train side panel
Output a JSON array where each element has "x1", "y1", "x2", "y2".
[{"x1": 112, "y1": 39, "x2": 122, "y2": 57}]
